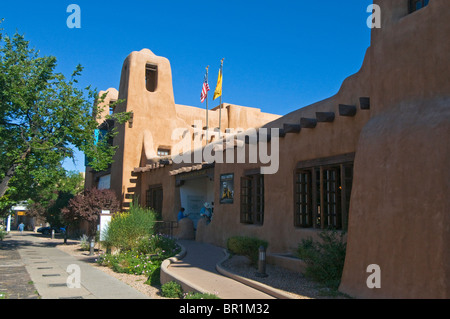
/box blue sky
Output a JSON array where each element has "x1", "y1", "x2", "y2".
[{"x1": 1, "y1": 0, "x2": 373, "y2": 172}]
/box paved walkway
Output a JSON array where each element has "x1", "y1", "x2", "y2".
[
  {"x1": 0, "y1": 232, "x2": 149, "y2": 299},
  {"x1": 166, "y1": 239, "x2": 276, "y2": 299},
  {"x1": 0, "y1": 235, "x2": 39, "y2": 299},
  {"x1": 1, "y1": 232, "x2": 284, "y2": 299}
]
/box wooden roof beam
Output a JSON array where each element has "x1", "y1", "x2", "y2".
[
  {"x1": 339, "y1": 104, "x2": 357, "y2": 117},
  {"x1": 316, "y1": 112, "x2": 335, "y2": 123},
  {"x1": 300, "y1": 117, "x2": 317, "y2": 128},
  {"x1": 283, "y1": 123, "x2": 301, "y2": 134},
  {"x1": 360, "y1": 97, "x2": 370, "y2": 110}
]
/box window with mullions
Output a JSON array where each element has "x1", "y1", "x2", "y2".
[
  {"x1": 294, "y1": 170, "x2": 313, "y2": 227},
  {"x1": 146, "y1": 186, "x2": 163, "y2": 219},
  {"x1": 294, "y1": 155, "x2": 354, "y2": 230},
  {"x1": 240, "y1": 174, "x2": 264, "y2": 225},
  {"x1": 322, "y1": 167, "x2": 342, "y2": 229},
  {"x1": 409, "y1": 0, "x2": 430, "y2": 13}
]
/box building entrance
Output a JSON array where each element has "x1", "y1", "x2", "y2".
[{"x1": 177, "y1": 168, "x2": 214, "y2": 229}]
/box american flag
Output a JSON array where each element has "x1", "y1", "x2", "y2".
[{"x1": 200, "y1": 72, "x2": 210, "y2": 103}]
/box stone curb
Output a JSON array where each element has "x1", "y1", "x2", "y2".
[
  {"x1": 215, "y1": 249, "x2": 295, "y2": 300},
  {"x1": 160, "y1": 243, "x2": 295, "y2": 299},
  {"x1": 160, "y1": 243, "x2": 210, "y2": 295}
]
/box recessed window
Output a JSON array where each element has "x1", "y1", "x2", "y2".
[
  {"x1": 109, "y1": 100, "x2": 116, "y2": 115},
  {"x1": 157, "y1": 148, "x2": 171, "y2": 157},
  {"x1": 294, "y1": 170, "x2": 313, "y2": 228},
  {"x1": 409, "y1": 0, "x2": 430, "y2": 13},
  {"x1": 145, "y1": 64, "x2": 158, "y2": 92},
  {"x1": 240, "y1": 173, "x2": 264, "y2": 225},
  {"x1": 294, "y1": 154, "x2": 354, "y2": 230},
  {"x1": 146, "y1": 185, "x2": 163, "y2": 219}
]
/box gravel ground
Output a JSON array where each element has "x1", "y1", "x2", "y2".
[
  {"x1": 220, "y1": 255, "x2": 346, "y2": 299},
  {"x1": 56, "y1": 240, "x2": 346, "y2": 299}
]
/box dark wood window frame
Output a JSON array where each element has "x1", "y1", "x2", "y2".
[
  {"x1": 146, "y1": 185, "x2": 163, "y2": 219},
  {"x1": 294, "y1": 153, "x2": 354, "y2": 230},
  {"x1": 240, "y1": 171, "x2": 264, "y2": 225},
  {"x1": 157, "y1": 147, "x2": 171, "y2": 157},
  {"x1": 294, "y1": 170, "x2": 313, "y2": 228},
  {"x1": 408, "y1": 0, "x2": 430, "y2": 13}
]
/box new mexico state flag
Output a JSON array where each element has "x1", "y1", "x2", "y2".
[{"x1": 213, "y1": 68, "x2": 222, "y2": 100}]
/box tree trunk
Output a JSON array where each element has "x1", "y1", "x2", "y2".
[{"x1": 0, "y1": 148, "x2": 31, "y2": 198}]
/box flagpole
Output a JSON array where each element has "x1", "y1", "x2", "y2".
[
  {"x1": 206, "y1": 66, "x2": 209, "y2": 144},
  {"x1": 219, "y1": 58, "x2": 224, "y2": 139}
]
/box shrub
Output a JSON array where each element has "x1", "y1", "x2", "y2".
[
  {"x1": 296, "y1": 230, "x2": 347, "y2": 290},
  {"x1": 161, "y1": 281, "x2": 183, "y2": 298},
  {"x1": 145, "y1": 267, "x2": 161, "y2": 286},
  {"x1": 103, "y1": 201, "x2": 157, "y2": 251},
  {"x1": 62, "y1": 188, "x2": 120, "y2": 238},
  {"x1": 184, "y1": 292, "x2": 220, "y2": 299},
  {"x1": 97, "y1": 250, "x2": 160, "y2": 277},
  {"x1": 97, "y1": 233, "x2": 180, "y2": 287},
  {"x1": 0, "y1": 225, "x2": 7, "y2": 241},
  {"x1": 0, "y1": 230, "x2": 6, "y2": 241},
  {"x1": 79, "y1": 234, "x2": 90, "y2": 251},
  {"x1": 136, "y1": 233, "x2": 181, "y2": 258},
  {"x1": 227, "y1": 236, "x2": 268, "y2": 265}
]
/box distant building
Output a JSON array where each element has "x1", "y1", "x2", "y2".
[
  {"x1": 86, "y1": 0, "x2": 449, "y2": 298},
  {"x1": 10, "y1": 202, "x2": 44, "y2": 231}
]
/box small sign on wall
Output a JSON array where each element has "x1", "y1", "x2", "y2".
[{"x1": 220, "y1": 173, "x2": 234, "y2": 204}]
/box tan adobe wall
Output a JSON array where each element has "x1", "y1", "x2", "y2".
[
  {"x1": 84, "y1": 88, "x2": 118, "y2": 191},
  {"x1": 89, "y1": 0, "x2": 449, "y2": 299},
  {"x1": 340, "y1": 0, "x2": 450, "y2": 299},
  {"x1": 97, "y1": 88, "x2": 119, "y2": 124},
  {"x1": 196, "y1": 49, "x2": 372, "y2": 253}
]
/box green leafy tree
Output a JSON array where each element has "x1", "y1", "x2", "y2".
[
  {"x1": 27, "y1": 170, "x2": 85, "y2": 226},
  {"x1": 0, "y1": 20, "x2": 130, "y2": 203},
  {"x1": 61, "y1": 188, "x2": 121, "y2": 238}
]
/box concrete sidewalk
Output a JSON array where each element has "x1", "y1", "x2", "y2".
[
  {"x1": 162, "y1": 239, "x2": 279, "y2": 299},
  {"x1": 2, "y1": 232, "x2": 291, "y2": 300},
  {"x1": 1, "y1": 232, "x2": 149, "y2": 299}
]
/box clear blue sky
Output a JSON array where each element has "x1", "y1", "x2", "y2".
[{"x1": 1, "y1": 0, "x2": 373, "y2": 172}]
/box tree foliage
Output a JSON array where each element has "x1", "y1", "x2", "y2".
[
  {"x1": 61, "y1": 188, "x2": 120, "y2": 237},
  {"x1": 26, "y1": 170, "x2": 85, "y2": 226},
  {"x1": 0, "y1": 20, "x2": 131, "y2": 205}
]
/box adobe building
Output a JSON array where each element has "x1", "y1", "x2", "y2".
[
  {"x1": 86, "y1": 0, "x2": 449, "y2": 299},
  {"x1": 84, "y1": 49, "x2": 281, "y2": 215}
]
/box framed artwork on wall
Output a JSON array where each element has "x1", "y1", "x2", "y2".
[{"x1": 220, "y1": 173, "x2": 234, "y2": 204}]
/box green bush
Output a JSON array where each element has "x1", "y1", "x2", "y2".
[
  {"x1": 161, "y1": 281, "x2": 183, "y2": 298},
  {"x1": 145, "y1": 267, "x2": 161, "y2": 286},
  {"x1": 97, "y1": 233, "x2": 180, "y2": 287},
  {"x1": 296, "y1": 230, "x2": 347, "y2": 290},
  {"x1": 98, "y1": 250, "x2": 160, "y2": 277},
  {"x1": 136, "y1": 233, "x2": 181, "y2": 258},
  {"x1": 184, "y1": 292, "x2": 220, "y2": 299},
  {"x1": 226, "y1": 236, "x2": 268, "y2": 265},
  {"x1": 103, "y1": 202, "x2": 157, "y2": 251},
  {"x1": 0, "y1": 225, "x2": 7, "y2": 241},
  {"x1": 79, "y1": 234, "x2": 90, "y2": 251}
]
